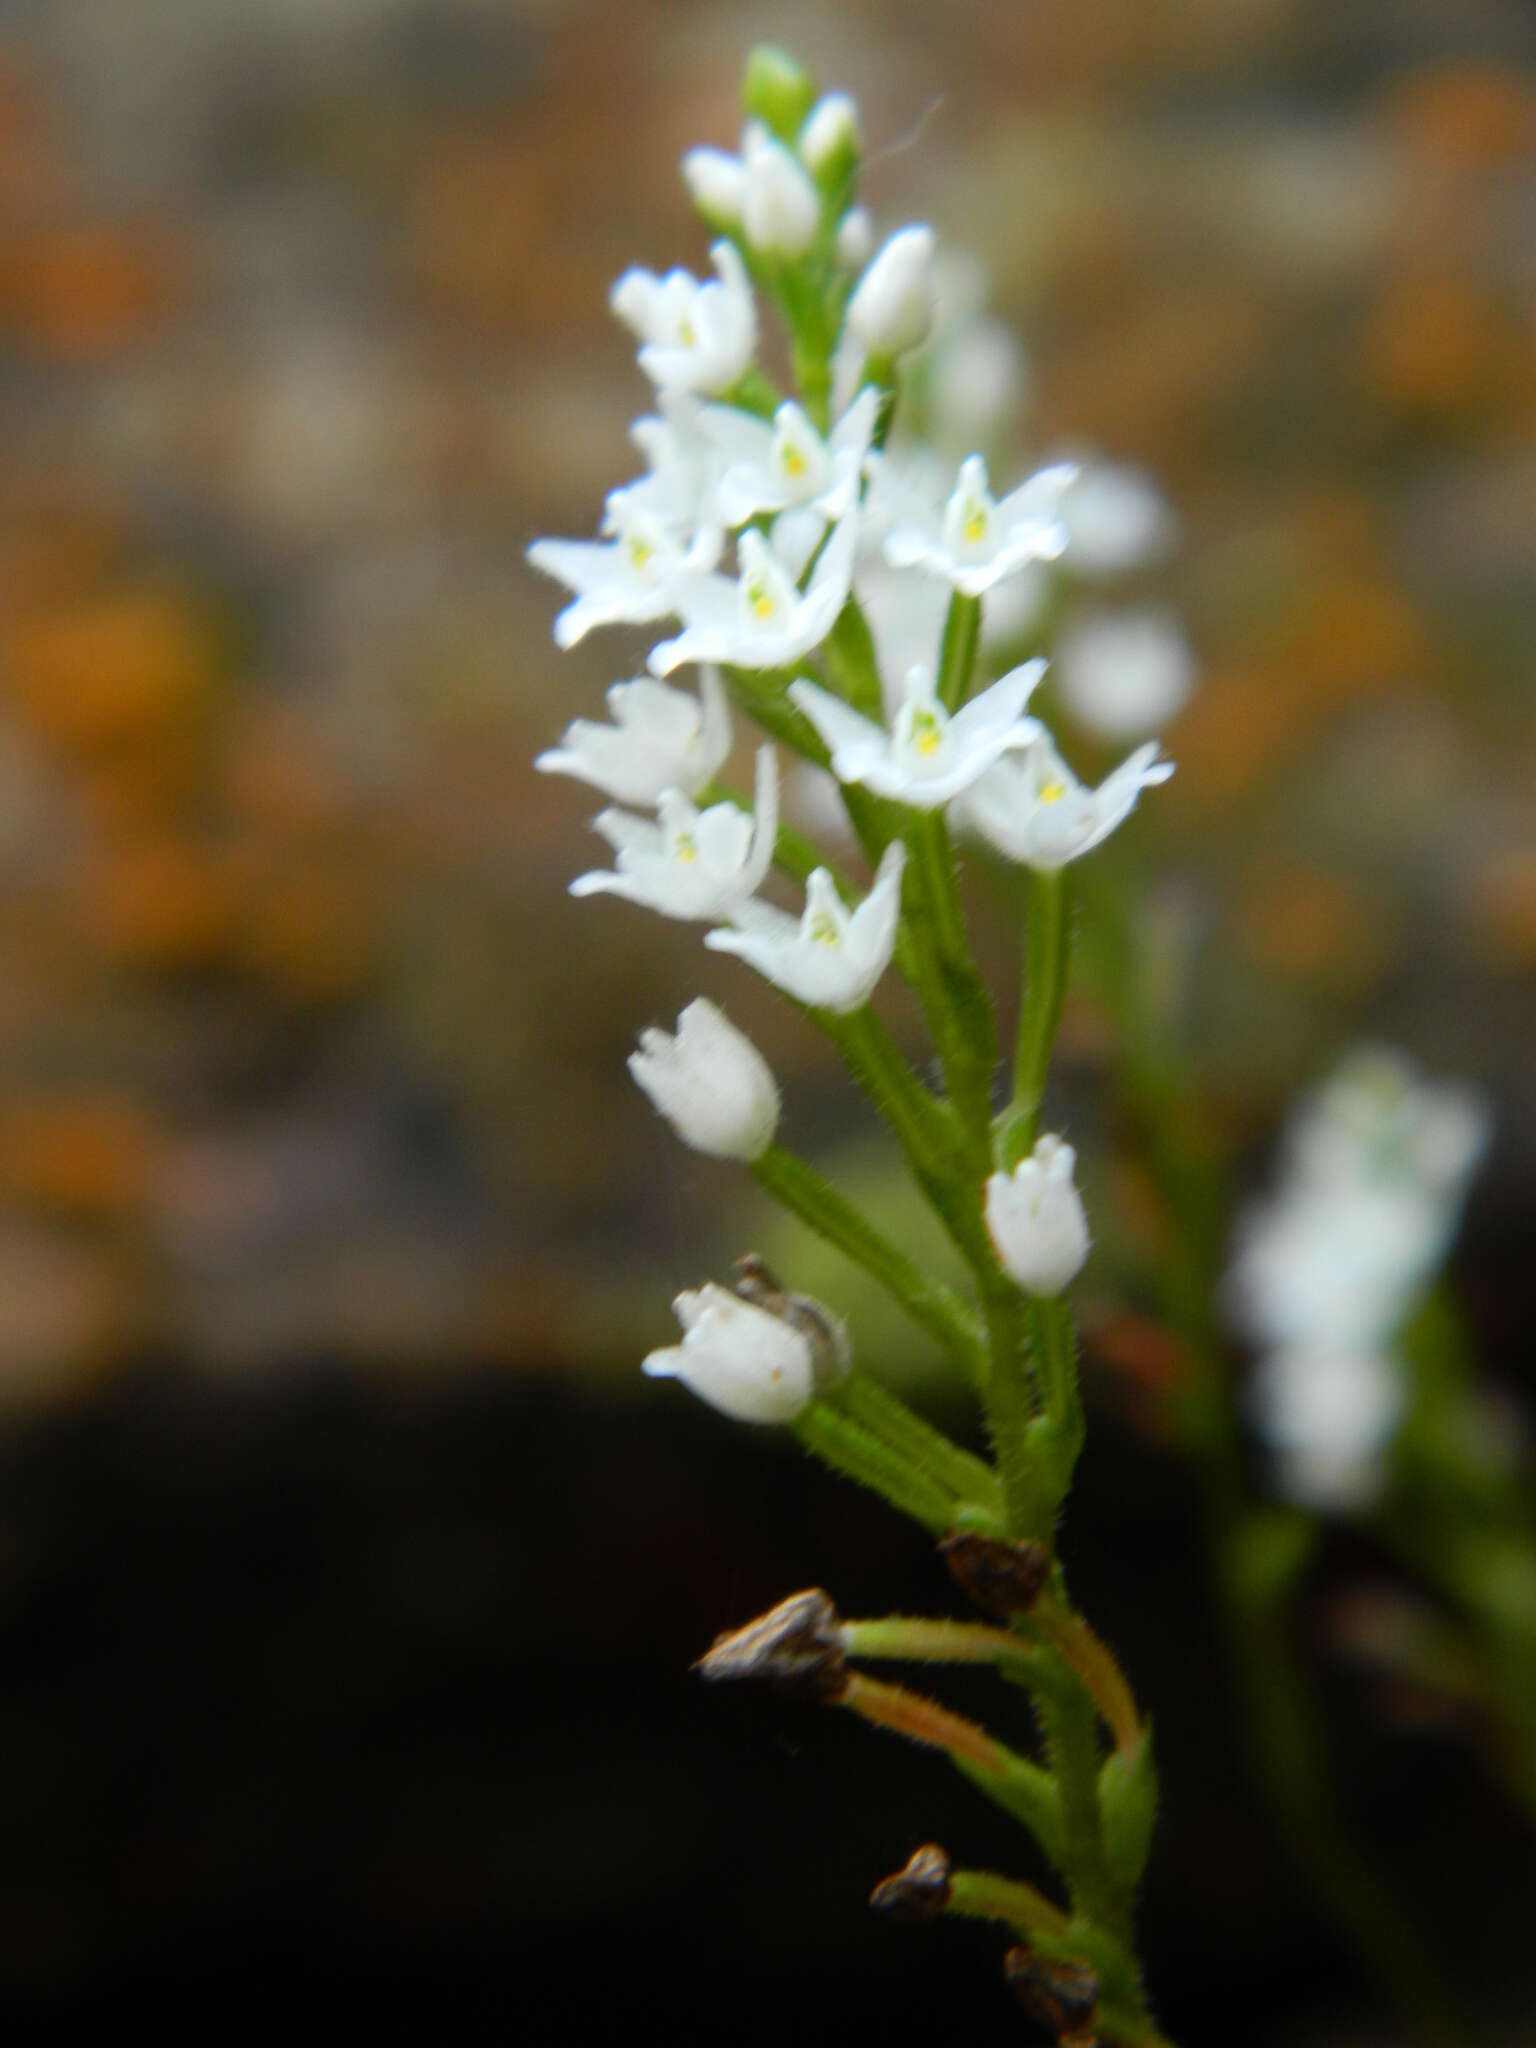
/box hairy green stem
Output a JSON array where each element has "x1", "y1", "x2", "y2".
[
  {"x1": 936, "y1": 590, "x2": 982, "y2": 711},
  {"x1": 996, "y1": 864, "x2": 1070, "y2": 1171}
]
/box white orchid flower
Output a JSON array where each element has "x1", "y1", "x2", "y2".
[
  {"x1": 610, "y1": 241, "x2": 757, "y2": 395},
  {"x1": 870, "y1": 451, "x2": 1077, "y2": 597},
  {"x1": 535, "y1": 668, "x2": 731, "y2": 807},
  {"x1": 705, "y1": 387, "x2": 880, "y2": 529},
  {"x1": 571, "y1": 745, "x2": 778, "y2": 922},
  {"x1": 985, "y1": 1135, "x2": 1091, "y2": 1296},
  {"x1": 953, "y1": 734, "x2": 1173, "y2": 870},
  {"x1": 1057, "y1": 459, "x2": 1176, "y2": 575},
  {"x1": 1248, "y1": 1345, "x2": 1404, "y2": 1510},
  {"x1": 846, "y1": 225, "x2": 937, "y2": 357},
  {"x1": 1056, "y1": 610, "x2": 1195, "y2": 741},
  {"x1": 648, "y1": 507, "x2": 858, "y2": 676},
  {"x1": 642, "y1": 1282, "x2": 816, "y2": 1424},
  {"x1": 628, "y1": 998, "x2": 780, "y2": 1161},
  {"x1": 788, "y1": 659, "x2": 1045, "y2": 809},
  {"x1": 604, "y1": 392, "x2": 729, "y2": 570},
  {"x1": 706, "y1": 842, "x2": 906, "y2": 1013},
  {"x1": 527, "y1": 498, "x2": 694, "y2": 651}
]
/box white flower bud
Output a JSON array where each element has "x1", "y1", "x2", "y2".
[
  {"x1": 742, "y1": 133, "x2": 821, "y2": 257},
  {"x1": 682, "y1": 146, "x2": 747, "y2": 226},
  {"x1": 834, "y1": 207, "x2": 874, "y2": 271},
  {"x1": 642, "y1": 1282, "x2": 815, "y2": 1424},
  {"x1": 628, "y1": 998, "x2": 780, "y2": 1160},
  {"x1": 985, "y1": 1135, "x2": 1090, "y2": 1295},
  {"x1": 846, "y1": 225, "x2": 937, "y2": 357},
  {"x1": 800, "y1": 92, "x2": 860, "y2": 177}
]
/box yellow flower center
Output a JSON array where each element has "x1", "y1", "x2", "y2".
[
  {"x1": 678, "y1": 318, "x2": 697, "y2": 347},
  {"x1": 1038, "y1": 780, "x2": 1066, "y2": 805},
  {"x1": 780, "y1": 442, "x2": 808, "y2": 479},
  {"x1": 807, "y1": 912, "x2": 841, "y2": 946},
  {"x1": 627, "y1": 535, "x2": 653, "y2": 570},
  {"x1": 961, "y1": 505, "x2": 989, "y2": 546},
  {"x1": 908, "y1": 709, "x2": 943, "y2": 758},
  {"x1": 748, "y1": 583, "x2": 777, "y2": 622},
  {"x1": 673, "y1": 833, "x2": 698, "y2": 863}
]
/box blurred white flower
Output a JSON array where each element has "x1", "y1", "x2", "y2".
[
  {"x1": 1249, "y1": 1346, "x2": 1404, "y2": 1510},
  {"x1": 846, "y1": 225, "x2": 938, "y2": 357},
  {"x1": 953, "y1": 734, "x2": 1173, "y2": 869},
  {"x1": 535, "y1": 668, "x2": 730, "y2": 807},
  {"x1": 649, "y1": 507, "x2": 858, "y2": 676},
  {"x1": 611, "y1": 242, "x2": 757, "y2": 395},
  {"x1": 526, "y1": 499, "x2": 697, "y2": 651},
  {"x1": 985, "y1": 1135, "x2": 1091, "y2": 1296},
  {"x1": 1057, "y1": 461, "x2": 1176, "y2": 576},
  {"x1": 872, "y1": 451, "x2": 1075, "y2": 597},
  {"x1": 800, "y1": 92, "x2": 860, "y2": 177},
  {"x1": 628, "y1": 998, "x2": 780, "y2": 1160},
  {"x1": 707, "y1": 387, "x2": 879, "y2": 528},
  {"x1": 571, "y1": 745, "x2": 778, "y2": 921},
  {"x1": 643, "y1": 1283, "x2": 815, "y2": 1423},
  {"x1": 788, "y1": 659, "x2": 1044, "y2": 809},
  {"x1": 706, "y1": 842, "x2": 906, "y2": 1013},
  {"x1": 740, "y1": 129, "x2": 821, "y2": 256},
  {"x1": 607, "y1": 392, "x2": 729, "y2": 569},
  {"x1": 835, "y1": 206, "x2": 875, "y2": 271},
  {"x1": 1056, "y1": 611, "x2": 1196, "y2": 741}
]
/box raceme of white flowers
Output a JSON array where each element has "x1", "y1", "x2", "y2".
[
  {"x1": 527, "y1": 57, "x2": 1183, "y2": 1418},
  {"x1": 1226, "y1": 1047, "x2": 1490, "y2": 1508}
]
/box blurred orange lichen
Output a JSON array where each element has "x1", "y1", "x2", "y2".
[
  {"x1": 1164, "y1": 662, "x2": 1312, "y2": 809},
  {"x1": 92, "y1": 835, "x2": 235, "y2": 970},
  {"x1": 1273, "y1": 575, "x2": 1430, "y2": 702},
  {"x1": 0, "y1": 223, "x2": 176, "y2": 359},
  {"x1": 0, "y1": 1095, "x2": 154, "y2": 1221},
  {"x1": 237, "y1": 863, "x2": 374, "y2": 1004},
  {"x1": 1232, "y1": 864, "x2": 1383, "y2": 989},
  {"x1": 5, "y1": 585, "x2": 219, "y2": 756},
  {"x1": 1360, "y1": 275, "x2": 1527, "y2": 424},
  {"x1": 1386, "y1": 65, "x2": 1536, "y2": 171}
]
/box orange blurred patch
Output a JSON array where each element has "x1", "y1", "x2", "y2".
[
  {"x1": 92, "y1": 835, "x2": 236, "y2": 970},
  {"x1": 0, "y1": 1095, "x2": 154, "y2": 1220},
  {"x1": 1466, "y1": 850, "x2": 1536, "y2": 968},
  {"x1": 1232, "y1": 863, "x2": 1383, "y2": 989},
  {"x1": 5, "y1": 585, "x2": 219, "y2": 756},
  {"x1": 0, "y1": 222, "x2": 176, "y2": 359},
  {"x1": 1386, "y1": 64, "x2": 1536, "y2": 170},
  {"x1": 237, "y1": 862, "x2": 374, "y2": 1004},
  {"x1": 1273, "y1": 574, "x2": 1429, "y2": 702},
  {"x1": 1165, "y1": 661, "x2": 1312, "y2": 808},
  {"x1": 221, "y1": 702, "x2": 351, "y2": 839},
  {"x1": 1360, "y1": 275, "x2": 1526, "y2": 424}
]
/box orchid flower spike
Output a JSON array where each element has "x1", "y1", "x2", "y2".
[
  {"x1": 871, "y1": 451, "x2": 1078, "y2": 597},
  {"x1": 985, "y1": 1136, "x2": 1090, "y2": 1296},
  {"x1": 706, "y1": 387, "x2": 880, "y2": 529},
  {"x1": 642, "y1": 1283, "x2": 816, "y2": 1423},
  {"x1": 628, "y1": 998, "x2": 780, "y2": 1160},
  {"x1": 610, "y1": 241, "x2": 757, "y2": 395},
  {"x1": 570, "y1": 745, "x2": 779, "y2": 922},
  {"x1": 953, "y1": 734, "x2": 1173, "y2": 870},
  {"x1": 605, "y1": 392, "x2": 729, "y2": 571},
  {"x1": 649, "y1": 507, "x2": 858, "y2": 676},
  {"x1": 535, "y1": 668, "x2": 731, "y2": 807},
  {"x1": 705, "y1": 842, "x2": 905, "y2": 1014},
  {"x1": 789, "y1": 659, "x2": 1044, "y2": 809}
]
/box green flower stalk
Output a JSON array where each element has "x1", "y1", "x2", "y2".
[{"x1": 528, "y1": 43, "x2": 1180, "y2": 2042}]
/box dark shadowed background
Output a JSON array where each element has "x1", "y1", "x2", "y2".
[{"x1": 0, "y1": 1, "x2": 1533, "y2": 2040}]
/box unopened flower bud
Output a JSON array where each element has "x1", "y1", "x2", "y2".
[
  {"x1": 835, "y1": 206, "x2": 874, "y2": 271},
  {"x1": 800, "y1": 92, "x2": 860, "y2": 182},
  {"x1": 742, "y1": 132, "x2": 821, "y2": 257},
  {"x1": 695, "y1": 1587, "x2": 848, "y2": 1701},
  {"x1": 742, "y1": 44, "x2": 817, "y2": 143},
  {"x1": 869, "y1": 1843, "x2": 953, "y2": 1922},
  {"x1": 985, "y1": 1135, "x2": 1090, "y2": 1295},
  {"x1": 643, "y1": 1283, "x2": 814, "y2": 1423},
  {"x1": 681, "y1": 145, "x2": 747, "y2": 227},
  {"x1": 846, "y1": 225, "x2": 937, "y2": 357},
  {"x1": 628, "y1": 999, "x2": 779, "y2": 1161}
]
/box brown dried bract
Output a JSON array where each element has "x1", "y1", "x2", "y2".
[
  {"x1": 940, "y1": 1531, "x2": 1051, "y2": 1620},
  {"x1": 1003, "y1": 1947, "x2": 1099, "y2": 2039},
  {"x1": 732, "y1": 1253, "x2": 852, "y2": 1386},
  {"x1": 694, "y1": 1587, "x2": 848, "y2": 1703},
  {"x1": 869, "y1": 1842, "x2": 953, "y2": 1923}
]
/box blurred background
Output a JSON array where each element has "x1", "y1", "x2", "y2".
[{"x1": 0, "y1": 1, "x2": 1533, "y2": 2040}]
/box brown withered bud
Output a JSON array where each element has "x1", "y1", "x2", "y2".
[
  {"x1": 1003, "y1": 1948, "x2": 1099, "y2": 2040},
  {"x1": 732, "y1": 1254, "x2": 852, "y2": 1389},
  {"x1": 940, "y1": 1531, "x2": 1052, "y2": 1621},
  {"x1": 694, "y1": 1587, "x2": 849, "y2": 1703},
  {"x1": 869, "y1": 1843, "x2": 953, "y2": 1923}
]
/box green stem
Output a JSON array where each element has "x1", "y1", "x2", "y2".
[
  {"x1": 936, "y1": 590, "x2": 982, "y2": 712},
  {"x1": 752, "y1": 1146, "x2": 986, "y2": 1377},
  {"x1": 947, "y1": 1865, "x2": 1069, "y2": 1937},
  {"x1": 996, "y1": 865, "x2": 1070, "y2": 1171},
  {"x1": 903, "y1": 815, "x2": 997, "y2": 1165},
  {"x1": 843, "y1": 1615, "x2": 1037, "y2": 1669},
  {"x1": 792, "y1": 1402, "x2": 958, "y2": 1534},
  {"x1": 822, "y1": 596, "x2": 885, "y2": 719},
  {"x1": 832, "y1": 1375, "x2": 1000, "y2": 1505}
]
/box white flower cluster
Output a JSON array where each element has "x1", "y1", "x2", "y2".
[
  {"x1": 527, "y1": 59, "x2": 1182, "y2": 1421},
  {"x1": 1226, "y1": 1048, "x2": 1490, "y2": 1508}
]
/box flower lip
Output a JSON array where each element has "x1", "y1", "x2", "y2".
[
  {"x1": 642, "y1": 1281, "x2": 816, "y2": 1424},
  {"x1": 535, "y1": 667, "x2": 731, "y2": 807},
  {"x1": 570, "y1": 744, "x2": 779, "y2": 921},
  {"x1": 705, "y1": 840, "x2": 907, "y2": 1013}
]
